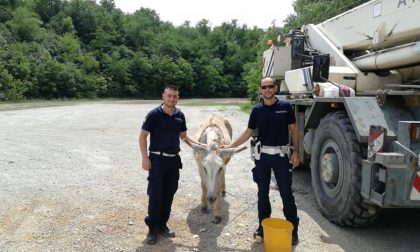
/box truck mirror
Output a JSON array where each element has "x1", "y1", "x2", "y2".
[{"x1": 313, "y1": 54, "x2": 330, "y2": 82}]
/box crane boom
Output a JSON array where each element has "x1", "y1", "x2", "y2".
[{"x1": 318, "y1": 0, "x2": 420, "y2": 51}]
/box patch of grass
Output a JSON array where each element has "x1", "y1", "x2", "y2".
[
  {"x1": 0, "y1": 99, "x2": 85, "y2": 111},
  {"x1": 181, "y1": 99, "x2": 254, "y2": 114},
  {"x1": 239, "y1": 102, "x2": 253, "y2": 113},
  {"x1": 181, "y1": 101, "x2": 246, "y2": 107},
  {"x1": 0, "y1": 98, "x2": 161, "y2": 111},
  {"x1": 0, "y1": 98, "x2": 254, "y2": 112}
]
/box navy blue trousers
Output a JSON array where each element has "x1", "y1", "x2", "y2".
[
  {"x1": 253, "y1": 153, "x2": 299, "y2": 235},
  {"x1": 146, "y1": 154, "x2": 181, "y2": 229}
]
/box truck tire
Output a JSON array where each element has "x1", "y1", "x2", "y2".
[{"x1": 311, "y1": 111, "x2": 379, "y2": 226}]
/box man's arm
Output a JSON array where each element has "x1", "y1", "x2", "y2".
[
  {"x1": 227, "y1": 128, "x2": 254, "y2": 148},
  {"x1": 179, "y1": 131, "x2": 204, "y2": 146},
  {"x1": 289, "y1": 122, "x2": 300, "y2": 169},
  {"x1": 139, "y1": 129, "x2": 151, "y2": 171}
]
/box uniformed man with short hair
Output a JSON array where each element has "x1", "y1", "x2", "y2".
[
  {"x1": 223, "y1": 77, "x2": 300, "y2": 245},
  {"x1": 139, "y1": 85, "x2": 199, "y2": 245}
]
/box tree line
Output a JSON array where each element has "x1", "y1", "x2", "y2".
[{"x1": 0, "y1": 0, "x2": 368, "y2": 101}]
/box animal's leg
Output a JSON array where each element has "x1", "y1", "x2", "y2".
[
  {"x1": 200, "y1": 181, "x2": 208, "y2": 214},
  {"x1": 212, "y1": 195, "x2": 222, "y2": 224}
]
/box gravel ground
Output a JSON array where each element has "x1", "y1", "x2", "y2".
[{"x1": 1, "y1": 100, "x2": 420, "y2": 252}]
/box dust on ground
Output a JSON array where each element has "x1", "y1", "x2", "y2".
[{"x1": 1, "y1": 100, "x2": 419, "y2": 252}]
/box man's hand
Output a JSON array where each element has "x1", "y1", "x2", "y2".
[
  {"x1": 142, "y1": 157, "x2": 152, "y2": 171},
  {"x1": 291, "y1": 151, "x2": 300, "y2": 169}
]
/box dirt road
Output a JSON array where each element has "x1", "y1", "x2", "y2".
[{"x1": 1, "y1": 100, "x2": 420, "y2": 251}]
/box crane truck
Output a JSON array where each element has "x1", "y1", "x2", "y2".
[{"x1": 264, "y1": 0, "x2": 420, "y2": 226}]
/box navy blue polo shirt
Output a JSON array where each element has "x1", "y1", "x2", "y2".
[
  {"x1": 248, "y1": 99, "x2": 295, "y2": 146},
  {"x1": 142, "y1": 105, "x2": 187, "y2": 154}
]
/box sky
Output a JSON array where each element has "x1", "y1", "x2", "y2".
[{"x1": 113, "y1": 0, "x2": 295, "y2": 29}]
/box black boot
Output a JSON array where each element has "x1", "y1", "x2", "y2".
[
  {"x1": 146, "y1": 227, "x2": 158, "y2": 245},
  {"x1": 144, "y1": 216, "x2": 158, "y2": 245},
  {"x1": 292, "y1": 232, "x2": 299, "y2": 246},
  {"x1": 159, "y1": 225, "x2": 175, "y2": 238},
  {"x1": 292, "y1": 219, "x2": 299, "y2": 246},
  {"x1": 253, "y1": 226, "x2": 263, "y2": 243}
]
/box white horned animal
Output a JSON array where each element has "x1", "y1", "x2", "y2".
[{"x1": 190, "y1": 114, "x2": 246, "y2": 224}]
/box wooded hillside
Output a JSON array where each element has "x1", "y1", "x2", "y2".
[{"x1": 0, "y1": 0, "x2": 368, "y2": 101}]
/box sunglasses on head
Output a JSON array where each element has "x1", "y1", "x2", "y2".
[{"x1": 260, "y1": 84, "x2": 275, "y2": 90}]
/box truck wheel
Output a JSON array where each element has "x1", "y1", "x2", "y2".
[{"x1": 311, "y1": 111, "x2": 379, "y2": 226}]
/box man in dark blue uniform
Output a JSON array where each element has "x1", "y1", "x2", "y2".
[
  {"x1": 139, "y1": 85, "x2": 200, "y2": 245},
  {"x1": 224, "y1": 77, "x2": 300, "y2": 245}
]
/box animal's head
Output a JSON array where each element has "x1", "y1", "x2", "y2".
[{"x1": 192, "y1": 143, "x2": 246, "y2": 203}]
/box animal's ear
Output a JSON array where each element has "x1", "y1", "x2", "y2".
[
  {"x1": 191, "y1": 143, "x2": 208, "y2": 155},
  {"x1": 219, "y1": 145, "x2": 247, "y2": 158}
]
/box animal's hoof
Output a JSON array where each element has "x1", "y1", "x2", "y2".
[
  {"x1": 201, "y1": 207, "x2": 208, "y2": 214},
  {"x1": 221, "y1": 191, "x2": 226, "y2": 197},
  {"x1": 212, "y1": 216, "x2": 221, "y2": 224}
]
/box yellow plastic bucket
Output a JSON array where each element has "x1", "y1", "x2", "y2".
[{"x1": 262, "y1": 218, "x2": 293, "y2": 252}]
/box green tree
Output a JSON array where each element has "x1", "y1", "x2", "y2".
[
  {"x1": 0, "y1": 0, "x2": 277, "y2": 100},
  {"x1": 33, "y1": 0, "x2": 63, "y2": 24},
  {"x1": 56, "y1": 32, "x2": 82, "y2": 63},
  {"x1": 0, "y1": 67, "x2": 27, "y2": 101},
  {"x1": 50, "y1": 15, "x2": 76, "y2": 35},
  {"x1": 0, "y1": 0, "x2": 17, "y2": 23},
  {"x1": 7, "y1": 6, "x2": 43, "y2": 41},
  {"x1": 66, "y1": 0, "x2": 100, "y2": 44},
  {"x1": 99, "y1": 0, "x2": 115, "y2": 12},
  {"x1": 130, "y1": 52, "x2": 152, "y2": 98},
  {"x1": 123, "y1": 8, "x2": 161, "y2": 51}
]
